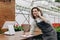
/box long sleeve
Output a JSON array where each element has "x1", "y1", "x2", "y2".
[
  {"x1": 29, "y1": 21, "x2": 36, "y2": 34},
  {"x1": 43, "y1": 14, "x2": 50, "y2": 23}
]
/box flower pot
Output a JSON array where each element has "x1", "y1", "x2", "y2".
[{"x1": 57, "y1": 32, "x2": 60, "y2": 40}]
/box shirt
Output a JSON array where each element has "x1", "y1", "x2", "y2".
[{"x1": 29, "y1": 15, "x2": 52, "y2": 34}]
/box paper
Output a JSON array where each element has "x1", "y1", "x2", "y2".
[
  {"x1": 4, "y1": 31, "x2": 10, "y2": 34},
  {"x1": 21, "y1": 34, "x2": 33, "y2": 37}
]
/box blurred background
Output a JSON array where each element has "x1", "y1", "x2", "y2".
[
  {"x1": 15, "y1": 0, "x2": 60, "y2": 27},
  {"x1": 0, "y1": 0, "x2": 15, "y2": 33},
  {"x1": 0, "y1": 0, "x2": 60, "y2": 40}
]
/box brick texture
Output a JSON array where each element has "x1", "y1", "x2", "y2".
[{"x1": 0, "y1": 0, "x2": 15, "y2": 28}]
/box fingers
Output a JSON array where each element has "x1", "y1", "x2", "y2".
[{"x1": 38, "y1": 12, "x2": 42, "y2": 17}]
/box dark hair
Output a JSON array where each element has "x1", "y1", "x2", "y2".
[{"x1": 31, "y1": 7, "x2": 43, "y2": 19}]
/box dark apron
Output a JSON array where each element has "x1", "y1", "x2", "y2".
[{"x1": 36, "y1": 21, "x2": 57, "y2": 40}]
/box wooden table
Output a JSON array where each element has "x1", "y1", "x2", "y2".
[
  {"x1": 0, "y1": 31, "x2": 42, "y2": 40},
  {"x1": 0, "y1": 27, "x2": 42, "y2": 40}
]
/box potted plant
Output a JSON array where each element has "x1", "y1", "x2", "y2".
[
  {"x1": 0, "y1": 28, "x2": 3, "y2": 34},
  {"x1": 0, "y1": 28, "x2": 2, "y2": 34},
  {"x1": 14, "y1": 24, "x2": 24, "y2": 32},
  {"x1": 55, "y1": 26, "x2": 60, "y2": 40}
]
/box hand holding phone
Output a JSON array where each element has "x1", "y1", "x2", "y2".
[{"x1": 37, "y1": 12, "x2": 42, "y2": 18}]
